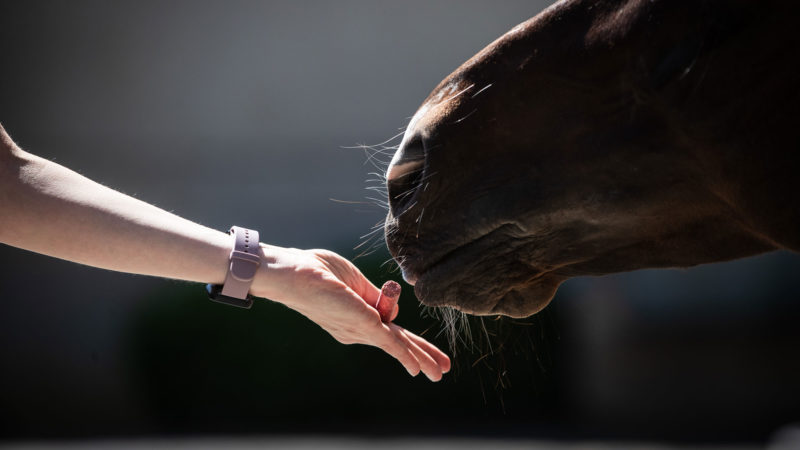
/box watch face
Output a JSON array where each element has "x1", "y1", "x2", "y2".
[
  {"x1": 206, "y1": 283, "x2": 222, "y2": 298},
  {"x1": 206, "y1": 284, "x2": 254, "y2": 309}
]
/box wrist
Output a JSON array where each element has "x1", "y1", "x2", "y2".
[
  {"x1": 250, "y1": 243, "x2": 319, "y2": 310},
  {"x1": 249, "y1": 243, "x2": 293, "y2": 303}
]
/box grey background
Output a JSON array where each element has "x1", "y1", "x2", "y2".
[{"x1": 1, "y1": 0, "x2": 799, "y2": 445}]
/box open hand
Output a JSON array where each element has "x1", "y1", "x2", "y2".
[{"x1": 251, "y1": 245, "x2": 451, "y2": 381}]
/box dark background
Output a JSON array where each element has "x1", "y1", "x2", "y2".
[{"x1": 1, "y1": 0, "x2": 799, "y2": 445}]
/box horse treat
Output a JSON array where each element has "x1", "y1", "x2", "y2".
[{"x1": 376, "y1": 280, "x2": 401, "y2": 323}]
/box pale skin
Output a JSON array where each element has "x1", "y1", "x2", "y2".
[{"x1": 0, "y1": 123, "x2": 450, "y2": 381}]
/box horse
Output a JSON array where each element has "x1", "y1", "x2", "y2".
[{"x1": 383, "y1": 0, "x2": 800, "y2": 318}]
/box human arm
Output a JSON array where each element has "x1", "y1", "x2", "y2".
[
  {"x1": 0, "y1": 124, "x2": 449, "y2": 380},
  {"x1": 0, "y1": 126, "x2": 233, "y2": 285}
]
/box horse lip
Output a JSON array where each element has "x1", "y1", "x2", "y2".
[
  {"x1": 400, "y1": 268, "x2": 418, "y2": 286},
  {"x1": 407, "y1": 223, "x2": 517, "y2": 307}
]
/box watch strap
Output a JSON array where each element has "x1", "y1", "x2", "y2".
[{"x1": 207, "y1": 226, "x2": 260, "y2": 309}]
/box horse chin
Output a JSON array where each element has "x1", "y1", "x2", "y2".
[
  {"x1": 409, "y1": 241, "x2": 562, "y2": 318},
  {"x1": 489, "y1": 280, "x2": 561, "y2": 318}
]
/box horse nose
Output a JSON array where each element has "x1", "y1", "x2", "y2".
[{"x1": 387, "y1": 135, "x2": 425, "y2": 217}]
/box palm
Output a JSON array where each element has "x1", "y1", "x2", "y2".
[{"x1": 280, "y1": 249, "x2": 450, "y2": 381}]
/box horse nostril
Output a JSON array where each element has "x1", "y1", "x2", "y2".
[
  {"x1": 387, "y1": 135, "x2": 426, "y2": 217},
  {"x1": 388, "y1": 168, "x2": 424, "y2": 216}
]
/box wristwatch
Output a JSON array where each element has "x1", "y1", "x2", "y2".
[{"x1": 206, "y1": 226, "x2": 261, "y2": 309}]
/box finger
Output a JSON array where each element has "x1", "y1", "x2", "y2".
[
  {"x1": 390, "y1": 304, "x2": 399, "y2": 322},
  {"x1": 376, "y1": 281, "x2": 401, "y2": 322},
  {"x1": 374, "y1": 324, "x2": 421, "y2": 377},
  {"x1": 390, "y1": 324, "x2": 443, "y2": 382},
  {"x1": 403, "y1": 333, "x2": 443, "y2": 382},
  {"x1": 403, "y1": 330, "x2": 451, "y2": 373}
]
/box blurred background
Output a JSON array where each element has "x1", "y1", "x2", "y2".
[{"x1": 1, "y1": 1, "x2": 799, "y2": 447}]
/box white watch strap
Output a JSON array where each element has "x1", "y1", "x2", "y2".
[{"x1": 220, "y1": 226, "x2": 261, "y2": 299}]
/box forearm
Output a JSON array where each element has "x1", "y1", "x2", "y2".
[{"x1": 0, "y1": 141, "x2": 231, "y2": 285}]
